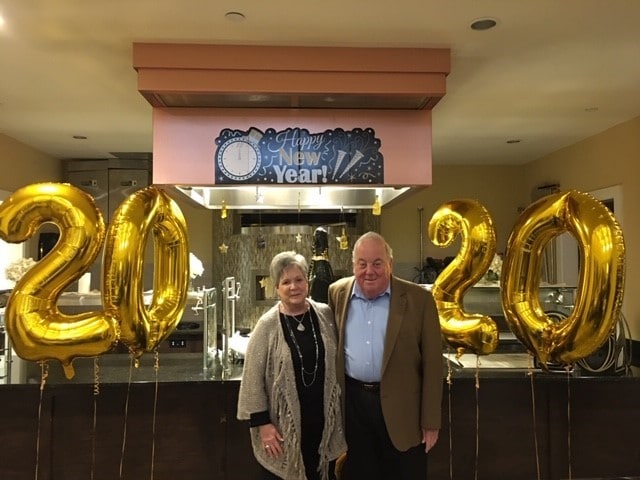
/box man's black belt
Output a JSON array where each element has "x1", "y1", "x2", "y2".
[{"x1": 346, "y1": 375, "x2": 380, "y2": 392}]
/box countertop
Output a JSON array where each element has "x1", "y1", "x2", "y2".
[{"x1": 22, "y1": 352, "x2": 244, "y2": 385}]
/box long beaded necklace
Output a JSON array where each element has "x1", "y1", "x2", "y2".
[{"x1": 282, "y1": 309, "x2": 319, "y2": 388}]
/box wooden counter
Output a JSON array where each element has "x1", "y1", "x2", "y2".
[{"x1": 1, "y1": 370, "x2": 639, "y2": 479}]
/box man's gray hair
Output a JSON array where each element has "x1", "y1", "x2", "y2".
[{"x1": 352, "y1": 231, "x2": 393, "y2": 262}]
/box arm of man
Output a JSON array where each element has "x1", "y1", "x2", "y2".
[{"x1": 420, "y1": 290, "x2": 444, "y2": 436}]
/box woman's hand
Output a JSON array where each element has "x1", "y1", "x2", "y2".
[{"x1": 259, "y1": 423, "x2": 284, "y2": 457}]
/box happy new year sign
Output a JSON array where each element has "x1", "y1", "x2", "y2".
[{"x1": 214, "y1": 127, "x2": 383, "y2": 185}]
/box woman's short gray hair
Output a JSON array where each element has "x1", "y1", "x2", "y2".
[{"x1": 270, "y1": 251, "x2": 309, "y2": 285}]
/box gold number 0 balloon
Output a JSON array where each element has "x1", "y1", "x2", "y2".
[
  {"x1": 501, "y1": 190, "x2": 625, "y2": 366},
  {"x1": 0, "y1": 183, "x2": 119, "y2": 379},
  {"x1": 103, "y1": 186, "x2": 190, "y2": 358},
  {"x1": 428, "y1": 199, "x2": 499, "y2": 356}
]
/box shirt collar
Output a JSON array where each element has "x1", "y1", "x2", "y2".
[{"x1": 351, "y1": 279, "x2": 391, "y2": 300}]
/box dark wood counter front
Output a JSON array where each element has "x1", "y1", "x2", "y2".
[{"x1": 1, "y1": 375, "x2": 639, "y2": 479}]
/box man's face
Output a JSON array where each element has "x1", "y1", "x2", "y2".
[{"x1": 353, "y1": 237, "x2": 392, "y2": 299}]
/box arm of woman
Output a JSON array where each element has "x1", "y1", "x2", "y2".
[
  {"x1": 237, "y1": 316, "x2": 272, "y2": 420},
  {"x1": 259, "y1": 423, "x2": 284, "y2": 457}
]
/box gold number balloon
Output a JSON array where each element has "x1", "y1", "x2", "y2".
[
  {"x1": 428, "y1": 199, "x2": 499, "y2": 355},
  {"x1": 0, "y1": 183, "x2": 119, "y2": 379},
  {"x1": 103, "y1": 186, "x2": 190, "y2": 357},
  {"x1": 501, "y1": 189, "x2": 625, "y2": 366}
]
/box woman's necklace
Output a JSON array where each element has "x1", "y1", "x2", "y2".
[
  {"x1": 289, "y1": 313, "x2": 306, "y2": 331},
  {"x1": 282, "y1": 309, "x2": 319, "y2": 388},
  {"x1": 280, "y1": 305, "x2": 308, "y2": 331}
]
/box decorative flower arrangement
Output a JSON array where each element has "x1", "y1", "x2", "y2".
[
  {"x1": 5, "y1": 257, "x2": 37, "y2": 282},
  {"x1": 189, "y1": 252, "x2": 204, "y2": 279},
  {"x1": 485, "y1": 253, "x2": 503, "y2": 282}
]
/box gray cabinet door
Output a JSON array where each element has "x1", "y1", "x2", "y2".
[
  {"x1": 67, "y1": 169, "x2": 109, "y2": 221},
  {"x1": 108, "y1": 168, "x2": 150, "y2": 221}
]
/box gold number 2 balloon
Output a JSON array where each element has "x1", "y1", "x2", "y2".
[
  {"x1": 501, "y1": 189, "x2": 625, "y2": 366},
  {"x1": 428, "y1": 199, "x2": 499, "y2": 356},
  {"x1": 103, "y1": 186, "x2": 190, "y2": 358},
  {"x1": 0, "y1": 183, "x2": 119, "y2": 379}
]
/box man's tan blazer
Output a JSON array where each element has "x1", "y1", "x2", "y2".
[{"x1": 329, "y1": 275, "x2": 443, "y2": 451}]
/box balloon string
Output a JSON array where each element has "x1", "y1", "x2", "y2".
[
  {"x1": 566, "y1": 366, "x2": 572, "y2": 480},
  {"x1": 528, "y1": 354, "x2": 541, "y2": 480},
  {"x1": 150, "y1": 350, "x2": 160, "y2": 480},
  {"x1": 34, "y1": 361, "x2": 48, "y2": 480},
  {"x1": 91, "y1": 357, "x2": 100, "y2": 480},
  {"x1": 446, "y1": 349, "x2": 454, "y2": 480},
  {"x1": 119, "y1": 353, "x2": 135, "y2": 479},
  {"x1": 474, "y1": 356, "x2": 480, "y2": 480}
]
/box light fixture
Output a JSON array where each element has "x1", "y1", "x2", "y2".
[
  {"x1": 225, "y1": 11, "x2": 246, "y2": 22},
  {"x1": 372, "y1": 195, "x2": 381, "y2": 216},
  {"x1": 470, "y1": 18, "x2": 497, "y2": 31},
  {"x1": 72, "y1": 135, "x2": 87, "y2": 140},
  {"x1": 220, "y1": 200, "x2": 228, "y2": 219},
  {"x1": 255, "y1": 186, "x2": 264, "y2": 204},
  {"x1": 338, "y1": 226, "x2": 349, "y2": 250},
  {"x1": 506, "y1": 139, "x2": 522, "y2": 144}
]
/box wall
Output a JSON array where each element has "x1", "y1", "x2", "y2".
[
  {"x1": 380, "y1": 116, "x2": 639, "y2": 345},
  {"x1": 0, "y1": 133, "x2": 61, "y2": 191},
  {"x1": 168, "y1": 189, "x2": 216, "y2": 291},
  {"x1": 381, "y1": 165, "x2": 527, "y2": 281},
  {"x1": 523, "y1": 115, "x2": 640, "y2": 339}
]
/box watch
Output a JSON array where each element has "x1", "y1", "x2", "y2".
[{"x1": 217, "y1": 136, "x2": 261, "y2": 181}]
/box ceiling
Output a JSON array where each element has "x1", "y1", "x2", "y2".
[{"x1": 1, "y1": 1, "x2": 640, "y2": 167}]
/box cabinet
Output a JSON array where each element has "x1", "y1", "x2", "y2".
[
  {"x1": 64, "y1": 158, "x2": 151, "y2": 223},
  {"x1": 63, "y1": 158, "x2": 152, "y2": 291}
]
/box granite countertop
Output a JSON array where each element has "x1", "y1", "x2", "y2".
[{"x1": 23, "y1": 352, "x2": 244, "y2": 385}]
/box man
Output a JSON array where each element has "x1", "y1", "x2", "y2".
[{"x1": 328, "y1": 231, "x2": 443, "y2": 480}]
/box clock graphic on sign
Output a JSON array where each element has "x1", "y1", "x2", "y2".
[{"x1": 217, "y1": 130, "x2": 263, "y2": 181}]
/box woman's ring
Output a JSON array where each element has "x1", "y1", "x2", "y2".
[{"x1": 265, "y1": 445, "x2": 270, "y2": 449}]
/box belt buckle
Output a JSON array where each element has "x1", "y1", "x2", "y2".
[{"x1": 360, "y1": 380, "x2": 379, "y2": 392}]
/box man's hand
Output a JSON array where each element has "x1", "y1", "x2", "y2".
[{"x1": 422, "y1": 428, "x2": 439, "y2": 453}]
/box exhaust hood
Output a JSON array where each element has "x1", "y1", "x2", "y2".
[
  {"x1": 134, "y1": 44, "x2": 450, "y2": 210},
  {"x1": 175, "y1": 185, "x2": 413, "y2": 211},
  {"x1": 133, "y1": 44, "x2": 450, "y2": 111}
]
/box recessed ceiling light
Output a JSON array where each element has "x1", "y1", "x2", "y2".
[
  {"x1": 225, "y1": 11, "x2": 246, "y2": 22},
  {"x1": 72, "y1": 135, "x2": 87, "y2": 140},
  {"x1": 470, "y1": 18, "x2": 497, "y2": 31},
  {"x1": 506, "y1": 139, "x2": 521, "y2": 144},
  {"x1": 585, "y1": 106, "x2": 599, "y2": 112}
]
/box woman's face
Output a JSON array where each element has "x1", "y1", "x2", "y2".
[{"x1": 276, "y1": 265, "x2": 309, "y2": 312}]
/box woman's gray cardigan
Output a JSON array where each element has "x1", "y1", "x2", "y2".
[{"x1": 237, "y1": 299, "x2": 346, "y2": 480}]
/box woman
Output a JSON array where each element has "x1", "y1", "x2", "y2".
[{"x1": 237, "y1": 251, "x2": 346, "y2": 480}]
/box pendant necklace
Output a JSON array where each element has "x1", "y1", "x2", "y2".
[
  {"x1": 281, "y1": 305, "x2": 308, "y2": 331},
  {"x1": 282, "y1": 309, "x2": 319, "y2": 387},
  {"x1": 291, "y1": 312, "x2": 306, "y2": 331}
]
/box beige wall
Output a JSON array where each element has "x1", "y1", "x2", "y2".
[
  {"x1": 523, "y1": 115, "x2": 640, "y2": 339},
  {"x1": 166, "y1": 188, "x2": 216, "y2": 290},
  {"x1": 381, "y1": 115, "x2": 640, "y2": 341},
  {"x1": 0, "y1": 133, "x2": 62, "y2": 190},
  {"x1": 382, "y1": 165, "x2": 527, "y2": 280}
]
